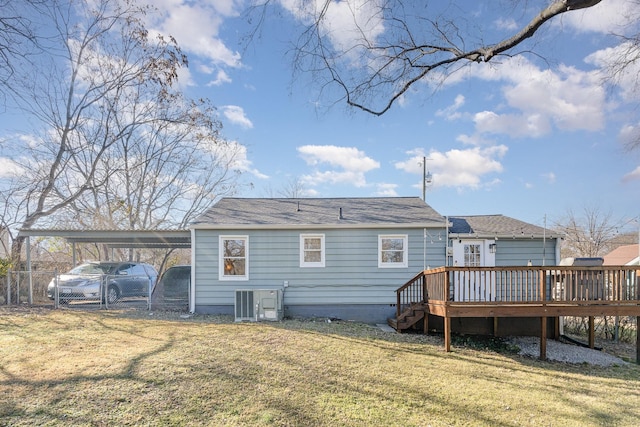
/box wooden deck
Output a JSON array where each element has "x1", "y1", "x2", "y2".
[{"x1": 389, "y1": 266, "x2": 640, "y2": 362}]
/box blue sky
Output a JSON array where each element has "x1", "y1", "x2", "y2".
[{"x1": 3, "y1": 0, "x2": 640, "y2": 233}]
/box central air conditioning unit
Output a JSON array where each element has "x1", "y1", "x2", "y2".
[{"x1": 235, "y1": 289, "x2": 283, "y2": 322}]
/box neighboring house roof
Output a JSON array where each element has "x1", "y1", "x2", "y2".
[
  {"x1": 448, "y1": 215, "x2": 558, "y2": 239},
  {"x1": 192, "y1": 197, "x2": 446, "y2": 229},
  {"x1": 602, "y1": 244, "x2": 640, "y2": 266}
]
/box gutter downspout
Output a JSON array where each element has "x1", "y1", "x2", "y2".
[
  {"x1": 189, "y1": 228, "x2": 196, "y2": 314},
  {"x1": 445, "y1": 216, "x2": 449, "y2": 266}
]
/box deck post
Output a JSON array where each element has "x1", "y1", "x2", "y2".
[
  {"x1": 636, "y1": 316, "x2": 639, "y2": 364},
  {"x1": 540, "y1": 317, "x2": 547, "y2": 360},
  {"x1": 588, "y1": 316, "x2": 595, "y2": 349},
  {"x1": 444, "y1": 315, "x2": 451, "y2": 352},
  {"x1": 396, "y1": 284, "x2": 401, "y2": 319},
  {"x1": 423, "y1": 309, "x2": 429, "y2": 335}
]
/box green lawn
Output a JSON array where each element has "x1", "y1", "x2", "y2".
[{"x1": 0, "y1": 307, "x2": 639, "y2": 426}]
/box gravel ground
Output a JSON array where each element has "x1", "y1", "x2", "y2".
[{"x1": 507, "y1": 336, "x2": 629, "y2": 366}]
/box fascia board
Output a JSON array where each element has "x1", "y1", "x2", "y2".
[{"x1": 190, "y1": 222, "x2": 445, "y2": 230}]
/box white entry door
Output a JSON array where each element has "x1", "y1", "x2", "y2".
[{"x1": 451, "y1": 240, "x2": 496, "y2": 301}]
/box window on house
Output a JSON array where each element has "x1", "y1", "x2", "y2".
[
  {"x1": 219, "y1": 236, "x2": 248, "y2": 280},
  {"x1": 379, "y1": 235, "x2": 408, "y2": 268},
  {"x1": 464, "y1": 244, "x2": 481, "y2": 267},
  {"x1": 300, "y1": 234, "x2": 325, "y2": 267}
]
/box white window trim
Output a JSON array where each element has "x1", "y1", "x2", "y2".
[
  {"x1": 300, "y1": 234, "x2": 325, "y2": 268},
  {"x1": 378, "y1": 234, "x2": 408, "y2": 268},
  {"x1": 219, "y1": 235, "x2": 249, "y2": 281}
]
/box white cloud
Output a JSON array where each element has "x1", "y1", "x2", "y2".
[
  {"x1": 456, "y1": 133, "x2": 496, "y2": 146},
  {"x1": 278, "y1": 0, "x2": 385, "y2": 64},
  {"x1": 395, "y1": 146, "x2": 507, "y2": 190},
  {"x1": 542, "y1": 172, "x2": 556, "y2": 184},
  {"x1": 207, "y1": 70, "x2": 232, "y2": 87},
  {"x1": 221, "y1": 105, "x2": 253, "y2": 129},
  {"x1": 375, "y1": 183, "x2": 398, "y2": 196},
  {"x1": 435, "y1": 94, "x2": 465, "y2": 121},
  {"x1": 558, "y1": 0, "x2": 639, "y2": 34},
  {"x1": 585, "y1": 42, "x2": 640, "y2": 101},
  {"x1": 213, "y1": 141, "x2": 268, "y2": 179},
  {"x1": 623, "y1": 165, "x2": 640, "y2": 182},
  {"x1": 175, "y1": 66, "x2": 195, "y2": 88},
  {"x1": 145, "y1": 0, "x2": 242, "y2": 68},
  {"x1": 504, "y1": 64, "x2": 604, "y2": 131},
  {"x1": 298, "y1": 145, "x2": 380, "y2": 187},
  {"x1": 197, "y1": 63, "x2": 214, "y2": 74},
  {"x1": 444, "y1": 57, "x2": 606, "y2": 138},
  {"x1": 494, "y1": 17, "x2": 518, "y2": 31},
  {"x1": 473, "y1": 111, "x2": 551, "y2": 138},
  {"x1": 618, "y1": 121, "x2": 640, "y2": 145},
  {"x1": 0, "y1": 158, "x2": 25, "y2": 178}
]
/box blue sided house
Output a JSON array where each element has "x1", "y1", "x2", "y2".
[{"x1": 189, "y1": 197, "x2": 560, "y2": 323}]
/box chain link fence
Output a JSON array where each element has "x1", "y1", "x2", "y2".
[
  {"x1": 1, "y1": 270, "x2": 154, "y2": 310},
  {"x1": 1, "y1": 270, "x2": 56, "y2": 305}
]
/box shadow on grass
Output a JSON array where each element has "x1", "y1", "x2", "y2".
[{"x1": 2, "y1": 307, "x2": 639, "y2": 426}]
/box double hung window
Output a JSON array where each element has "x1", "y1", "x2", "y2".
[
  {"x1": 378, "y1": 235, "x2": 408, "y2": 268},
  {"x1": 219, "y1": 236, "x2": 248, "y2": 280},
  {"x1": 300, "y1": 234, "x2": 325, "y2": 267}
]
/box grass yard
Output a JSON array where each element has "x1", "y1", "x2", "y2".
[{"x1": 1, "y1": 307, "x2": 639, "y2": 426}]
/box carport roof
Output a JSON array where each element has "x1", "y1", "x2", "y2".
[{"x1": 18, "y1": 229, "x2": 191, "y2": 249}]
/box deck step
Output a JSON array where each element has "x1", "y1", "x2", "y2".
[
  {"x1": 389, "y1": 303, "x2": 426, "y2": 332},
  {"x1": 387, "y1": 317, "x2": 397, "y2": 329}
]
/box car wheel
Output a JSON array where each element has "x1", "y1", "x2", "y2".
[{"x1": 107, "y1": 286, "x2": 119, "y2": 304}]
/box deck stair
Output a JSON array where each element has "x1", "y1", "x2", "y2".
[{"x1": 388, "y1": 302, "x2": 426, "y2": 332}]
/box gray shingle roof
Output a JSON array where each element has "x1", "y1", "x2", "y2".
[
  {"x1": 193, "y1": 197, "x2": 445, "y2": 228},
  {"x1": 448, "y1": 215, "x2": 557, "y2": 238}
]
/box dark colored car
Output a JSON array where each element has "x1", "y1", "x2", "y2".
[
  {"x1": 151, "y1": 265, "x2": 190, "y2": 311},
  {"x1": 47, "y1": 262, "x2": 158, "y2": 304}
]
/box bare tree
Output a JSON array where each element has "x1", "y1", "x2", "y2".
[
  {"x1": 261, "y1": 0, "x2": 639, "y2": 122},
  {"x1": 266, "y1": 177, "x2": 309, "y2": 199},
  {"x1": 554, "y1": 206, "x2": 621, "y2": 259},
  {"x1": 0, "y1": 0, "x2": 41, "y2": 92},
  {"x1": 0, "y1": 0, "x2": 187, "y2": 263},
  {"x1": 64, "y1": 92, "x2": 242, "y2": 268}
]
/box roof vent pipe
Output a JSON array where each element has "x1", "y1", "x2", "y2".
[
  {"x1": 297, "y1": 201, "x2": 300, "y2": 212},
  {"x1": 339, "y1": 207, "x2": 344, "y2": 219}
]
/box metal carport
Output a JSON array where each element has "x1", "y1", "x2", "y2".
[{"x1": 17, "y1": 228, "x2": 191, "y2": 271}]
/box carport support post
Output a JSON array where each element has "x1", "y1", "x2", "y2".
[
  {"x1": 6, "y1": 269, "x2": 10, "y2": 305},
  {"x1": 26, "y1": 236, "x2": 33, "y2": 305},
  {"x1": 54, "y1": 269, "x2": 59, "y2": 309},
  {"x1": 148, "y1": 276, "x2": 152, "y2": 311}
]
